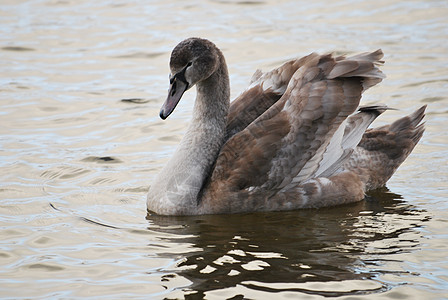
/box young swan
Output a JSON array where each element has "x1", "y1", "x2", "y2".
[{"x1": 147, "y1": 37, "x2": 426, "y2": 216}]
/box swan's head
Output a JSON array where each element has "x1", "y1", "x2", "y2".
[{"x1": 160, "y1": 38, "x2": 221, "y2": 119}]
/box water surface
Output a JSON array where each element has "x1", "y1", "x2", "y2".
[{"x1": 1, "y1": 0, "x2": 447, "y2": 299}]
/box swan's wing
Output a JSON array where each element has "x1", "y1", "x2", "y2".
[
  {"x1": 264, "y1": 51, "x2": 386, "y2": 190},
  {"x1": 206, "y1": 50, "x2": 385, "y2": 196},
  {"x1": 226, "y1": 57, "x2": 310, "y2": 138}
]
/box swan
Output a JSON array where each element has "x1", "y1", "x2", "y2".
[{"x1": 147, "y1": 37, "x2": 426, "y2": 215}]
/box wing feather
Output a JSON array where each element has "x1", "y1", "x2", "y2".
[{"x1": 316, "y1": 105, "x2": 389, "y2": 178}]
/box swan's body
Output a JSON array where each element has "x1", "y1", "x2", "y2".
[{"x1": 147, "y1": 38, "x2": 426, "y2": 215}]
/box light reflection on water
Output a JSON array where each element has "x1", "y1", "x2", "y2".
[{"x1": 1, "y1": 0, "x2": 447, "y2": 298}]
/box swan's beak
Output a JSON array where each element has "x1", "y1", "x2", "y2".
[{"x1": 160, "y1": 79, "x2": 188, "y2": 119}]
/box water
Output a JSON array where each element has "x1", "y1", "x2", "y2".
[{"x1": 1, "y1": 0, "x2": 447, "y2": 298}]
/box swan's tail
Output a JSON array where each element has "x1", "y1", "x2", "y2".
[{"x1": 344, "y1": 105, "x2": 426, "y2": 190}]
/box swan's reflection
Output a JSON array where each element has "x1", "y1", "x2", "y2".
[{"x1": 147, "y1": 188, "x2": 430, "y2": 298}]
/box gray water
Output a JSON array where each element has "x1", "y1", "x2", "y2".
[{"x1": 1, "y1": 0, "x2": 447, "y2": 299}]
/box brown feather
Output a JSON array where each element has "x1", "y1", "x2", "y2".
[{"x1": 226, "y1": 86, "x2": 281, "y2": 138}]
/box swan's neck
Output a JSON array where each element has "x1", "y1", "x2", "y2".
[{"x1": 148, "y1": 60, "x2": 230, "y2": 215}]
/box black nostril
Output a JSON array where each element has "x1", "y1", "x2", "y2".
[{"x1": 170, "y1": 81, "x2": 177, "y2": 96}]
